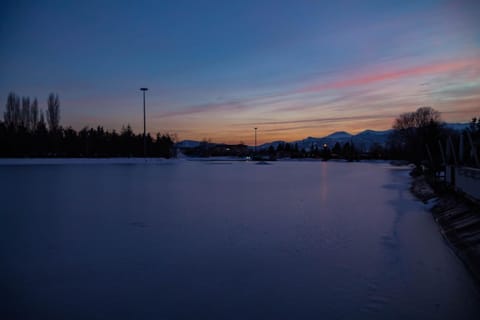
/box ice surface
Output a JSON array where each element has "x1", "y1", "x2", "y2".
[
  {"x1": 1, "y1": 160, "x2": 479, "y2": 319},
  {"x1": 0, "y1": 157, "x2": 175, "y2": 166}
]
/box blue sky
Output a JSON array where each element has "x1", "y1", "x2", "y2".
[{"x1": 1, "y1": 0, "x2": 479, "y2": 143}]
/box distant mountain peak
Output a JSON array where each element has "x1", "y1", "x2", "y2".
[
  {"x1": 325, "y1": 131, "x2": 352, "y2": 139},
  {"x1": 359, "y1": 129, "x2": 375, "y2": 134},
  {"x1": 357, "y1": 129, "x2": 392, "y2": 136}
]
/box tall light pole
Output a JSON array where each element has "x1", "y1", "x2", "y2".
[
  {"x1": 140, "y1": 88, "x2": 148, "y2": 158},
  {"x1": 254, "y1": 127, "x2": 258, "y2": 157}
]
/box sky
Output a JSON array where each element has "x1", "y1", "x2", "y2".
[{"x1": 1, "y1": 0, "x2": 479, "y2": 144}]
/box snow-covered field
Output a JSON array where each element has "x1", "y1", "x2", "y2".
[{"x1": 1, "y1": 160, "x2": 479, "y2": 319}]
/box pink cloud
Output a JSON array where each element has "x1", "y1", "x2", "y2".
[
  {"x1": 154, "y1": 100, "x2": 247, "y2": 118},
  {"x1": 299, "y1": 57, "x2": 480, "y2": 93}
]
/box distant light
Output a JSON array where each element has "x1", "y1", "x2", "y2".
[{"x1": 323, "y1": 143, "x2": 328, "y2": 148}]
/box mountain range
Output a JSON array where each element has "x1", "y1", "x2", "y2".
[
  {"x1": 176, "y1": 123, "x2": 470, "y2": 152},
  {"x1": 258, "y1": 129, "x2": 393, "y2": 152}
]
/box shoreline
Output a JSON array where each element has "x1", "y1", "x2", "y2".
[{"x1": 411, "y1": 175, "x2": 480, "y2": 283}]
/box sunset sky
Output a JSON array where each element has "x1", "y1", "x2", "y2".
[{"x1": 1, "y1": 0, "x2": 479, "y2": 144}]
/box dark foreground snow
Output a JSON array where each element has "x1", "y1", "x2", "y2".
[{"x1": 1, "y1": 160, "x2": 479, "y2": 319}]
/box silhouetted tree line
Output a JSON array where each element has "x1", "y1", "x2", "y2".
[
  {"x1": 387, "y1": 106, "x2": 480, "y2": 172},
  {"x1": 181, "y1": 135, "x2": 386, "y2": 161},
  {"x1": 260, "y1": 140, "x2": 362, "y2": 161},
  {"x1": 182, "y1": 140, "x2": 250, "y2": 157},
  {"x1": 0, "y1": 92, "x2": 175, "y2": 158}
]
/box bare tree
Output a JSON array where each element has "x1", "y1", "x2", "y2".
[
  {"x1": 391, "y1": 106, "x2": 444, "y2": 165},
  {"x1": 4, "y1": 92, "x2": 16, "y2": 127},
  {"x1": 46, "y1": 93, "x2": 60, "y2": 131},
  {"x1": 3, "y1": 92, "x2": 21, "y2": 129},
  {"x1": 31, "y1": 98, "x2": 39, "y2": 131},
  {"x1": 21, "y1": 97, "x2": 31, "y2": 130},
  {"x1": 38, "y1": 109, "x2": 47, "y2": 131},
  {"x1": 393, "y1": 106, "x2": 441, "y2": 130},
  {"x1": 14, "y1": 96, "x2": 21, "y2": 129}
]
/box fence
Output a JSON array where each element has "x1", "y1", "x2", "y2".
[{"x1": 445, "y1": 165, "x2": 480, "y2": 201}]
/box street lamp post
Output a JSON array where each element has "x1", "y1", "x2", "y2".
[
  {"x1": 254, "y1": 127, "x2": 258, "y2": 157},
  {"x1": 140, "y1": 88, "x2": 148, "y2": 158}
]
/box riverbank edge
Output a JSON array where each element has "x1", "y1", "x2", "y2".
[{"x1": 411, "y1": 175, "x2": 480, "y2": 283}]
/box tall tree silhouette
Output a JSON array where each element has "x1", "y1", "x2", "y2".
[
  {"x1": 4, "y1": 92, "x2": 21, "y2": 130},
  {"x1": 46, "y1": 93, "x2": 60, "y2": 132},
  {"x1": 21, "y1": 97, "x2": 31, "y2": 130},
  {"x1": 31, "y1": 98, "x2": 39, "y2": 131}
]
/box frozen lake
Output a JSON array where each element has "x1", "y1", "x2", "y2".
[{"x1": 1, "y1": 160, "x2": 479, "y2": 319}]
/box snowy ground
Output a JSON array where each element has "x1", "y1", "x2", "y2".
[{"x1": 1, "y1": 160, "x2": 479, "y2": 319}]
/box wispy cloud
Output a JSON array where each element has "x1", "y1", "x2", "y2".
[
  {"x1": 298, "y1": 57, "x2": 480, "y2": 94},
  {"x1": 154, "y1": 56, "x2": 479, "y2": 119},
  {"x1": 239, "y1": 114, "x2": 396, "y2": 127},
  {"x1": 154, "y1": 100, "x2": 248, "y2": 118},
  {"x1": 145, "y1": 54, "x2": 480, "y2": 144}
]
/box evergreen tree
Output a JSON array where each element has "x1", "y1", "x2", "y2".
[{"x1": 332, "y1": 142, "x2": 341, "y2": 155}]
